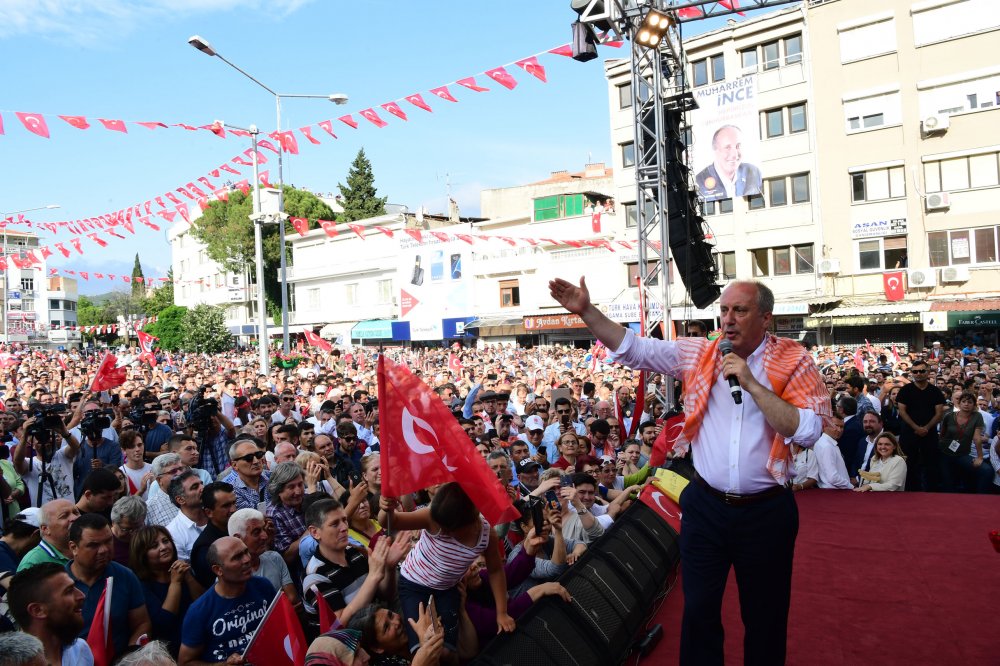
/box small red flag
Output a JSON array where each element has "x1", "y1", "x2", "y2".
[
  {"x1": 136, "y1": 329, "x2": 158, "y2": 366},
  {"x1": 187, "y1": 182, "x2": 208, "y2": 197},
  {"x1": 220, "y1": 163, "x2": 241, "y2": 175},
  {"x1": 270, "y1": 130, "x2": 299, "y2": 154},
  {"x1": 157, "y1": 210, "x2": 177, "y2": 223},
  {"x1": 232, "y1": 156, "x2": 253, "y2": 167},
  {"x1": 457, "y1": 77, "x2": 489, "y2": 92},
  {"x1": 98, "y1": 118, "x2": 127, "y2": 133},
  {"x1": 348, "y1": 224, "x2": 365, "y2": 239},
  {"x1": 208, "y1": 121, "x2": 226, "y2": 137},
  {"x1": 592, "y1": 211, "x2": 602, "y2": 233},
  {"x1": 360, "y1": 108, "x2": 388, "y2": 128},
  {"x1": 338, "y1": 115, "x2": 359, "y2": 129},
  {"x1": 448, "y1": 353, "x2": 463, "y2": 374},
  {"x1": 378, "y1": 355, "x2": 518, "y2": 525},
  {"x1": 883, "y1": 271, "x2": 904, "y2": 301},
  {"x1": 87, "y1": 233, "x2": 108, "y2": 248},
  {"x1": 198, "y1": 176, "x2": 216, "y2": 191},
  {"x1": 234, "y1": 180, "x2": 250, "y2": 195},
  {"x1": 381, "y1": 101, "x2": 408, "y2": 121},
  {"x1": 164, "y1": 192, "x2": 182, "y2": 205},
  {"x1": 638, "y1": 483, "x2": 682, "y2": 534},
  {"x1": 175, "y1": 205, "x2": 190, "y2": 223},
  {"x1": 176, "y1": 187, "x2": 195, "y2": 200},
  {"x1": 55, "y1": 243, "x2": 71, "y2": 258},
  {"x1": 258, "y1": 171, "x2": 271, "y2": 188},
  {"x1": 59, "y1": 115, "x2": 91, "y2": 129},
  {"x1": 304, "y1": 330, "x2": 332, "y2": 352},
  {"x1": 243, "y1": 591, "x2": 307, "y2": 666},
  {"x1": 677, "y1": 7, "x2": 703, "y2": 18},
  {"x1": 136, "y1": 121, "x2": 167, "y2": 130},
  {"x1": 430, "y1": 86, "x2": 458, "y2": 103},
  {"x1": 257, "y1": 139, "x2": 279, "y2": 153},
  {"x1": 317, "y1": 120, "x2": 337, "y2": 138},
  {"x1": 485, "y1": 67, "x2": 518, "y2": 90},
  {"x1": 315, "y1": 587, "x2": 337, "y2": 633},
  {"x1": 290, "y1": 217, "x2": 309, "y2": 236},
  {"x1": 404, "y1": 229, "x2": 422, "y2": 243},
  {"x1": 318, "y1": 219, "x2": 338, "y2": 238},
  {"x1": 854, "y1": 348, "x2": 865, "y2": 374},
  {"x1": 244, "y1": 148, "x2": 267, "y2": 165},
  {"x1": 515, "y1": 57, "x2": 547, "y2": 82},
  {"x1": 300, "y1": 126, "x2": 321, "y2": 144},
  {"x1": 71, "y1": 238, "x2": 83, "y2": 254},
  {"x1": 549, "y1": 44, "x2": 574, "y2": 57},
  {"x1": 86, "y1": 578, "x2": 114, "y2": 666},
  {"x1": 374, "y1": 226, "x2": 394, "y2": 238},
  {"x1": 16, "y1": 112, "x2": 50, "y2": 138},
  {"x1": 649, "y1": 413, "x2": 686, "y2": 467},
  {"x1": 405, "y1": 93, "x2": 433, "y2": 112},
  {"x1": 90, "y1": 353, "x2": 127, "y2": 393},
  {"x1": 892, "y1": 345, "x2": 901, "y2": 364}
]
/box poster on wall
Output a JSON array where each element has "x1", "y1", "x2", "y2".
[
  {"x1": 396, "y1": 237, "x2": 473, "y2": 341},
  {"x1": 691, "y1": 74, "x2": 762, "y2": 202}
]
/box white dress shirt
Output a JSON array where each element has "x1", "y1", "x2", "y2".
[
  {"x1": 813, "y1": 433, "x2": 853, "y2": 489},
  {"x1": 608, "y1": 330, "x2": 823, "y2": 493},
  {"x1": 166, "y1": 510, "x2": 206, "y2": 560}
]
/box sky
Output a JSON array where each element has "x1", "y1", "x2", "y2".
[{"x1": 0, "y1": 0, "x2": 769, "y2": 295}]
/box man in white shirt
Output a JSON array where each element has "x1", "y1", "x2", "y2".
[
  {"x1": 813, "y1": 417, "x2": 854, "y2": 490},
  {"x1": 271, "y1": 392, "x2": 303, "y2": 424},
  {"x1": 165, "y1": 470, "x2": 207, "y2": 560}
]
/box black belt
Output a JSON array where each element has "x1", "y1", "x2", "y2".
[{"x1": 693, "y1": 471, "x2": 787, "y2": 506}]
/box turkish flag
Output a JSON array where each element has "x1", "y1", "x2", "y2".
[
  {"x1": 515, "y1": 57, "x2": 547, "y2": 82},
  {"x1": 318, "y1": 219, "x2": 338, "y2": 238},
  {"x1": 549, "y1": 44, "x2": 574, "y2": 57},
  {"x1": 176, "y1": 187, "x2": 195, "y2": 200},
  {"x1": 232, "y1": 156, "x2": 253, "y2": 167},
  {"x1": 234, "y1": 180, "x2": 250, "y2": 195},
  {"x1": 220, "y1": 164, "x2": 241, "y2": 175},
  {"x1": 304, "y1": 330, "x2": 332, "y2": 352},
  {"x1": 136, "y1": 329, "x2": 158, "y2": 366},
  {"x1": 55, "y1": 243, "x2": 71, "y2": 258},
  {"x1": 638, "y1": 483, "x2": 682, "y2": 534},
  {"x1": 592, "y1": 211, "x2": 601, "y2": 233},
  {"x1": 71, "y1": 238, "x2": 83, "y2": 254},
  {"x1": 448, "y1": 353, "x2": 463, "y2": 374},
  {"x1": 59, "y1": 115, "x2": 91, "y2": 129},
  {"x1": 430, "y1": 86, "x2": 458, "y2": 103},
  {"x1": 259, "y1": 171, "x2": 272, "y2": 188},
  {"x1": 176, "y1": 205, "x2": 190, "y2": 223},
  {"x1": 271, "y1": 130, "x2": 300, "y2": 155},
  {"x1": 378, "y1": 356, "x2": 518, "y2": 525},
  {"x1": 457, "y1": 77, "x2": 489, "y2": 92},
  {"x1": 40, "y1": 246, "x2": 53, "y2": 260},
  {"x1": 360, "y1": 108, "x2": 388, "y2": 128},
  {"x1": 164, "y1": 192, "x2": 182, "y2": 205},
  {"x1": 485, "y1": 67, "x2": 518, "y2": 90},
  {"x1": 243, "y1": 591, "x2": 307, "y2": 666},
  {"x1": 719, "y1": 0, "x2": 746, "y2": 16},
  {"x1": 677, "y1": 7, "x2": 703, "y2": 18},
  {"x1": 348, "y1": 224, "x2": 365, "y2": 239},
  {"x1": 317, "y1": 120, "x2": 337, "y2": 138},
  {"x1": 883, "y1": 271, "x2": 904, "y2": 301},
  {"x1": 405, "y1": 93, "x2": 433, "y2": 112},
  {"x1": 257, "y1": 139, "x2": 279, "y2": 154},
  {"x1": 290, "y1": 217, "x2": 309, "y2": 236},
  {"x1": 430, "y1": 231, "x2": 450, "y2": 243},
  {"x1": 649, "y1": 413, "x2": 685, "y2": 468},
  {"x1": 157, "y1": 210, "x2": 177, "y2": 223},
  {"x1": 382, "y1": 102, "x2": 407, "y2": 121},
  {"x1": 854, "y1": 348, "x2": 865, "y2": 373},
  {"x1": 136, "y1": 121, "x2": 167, "y2": 130},
  {"x1": 339, "y1": 114, "x2": 359, "y2": 129},
  {"x1": 404, "y1": 229, "x2": 423, "y2": 243},
  {"x1": 86, "y1": 578, "x2": 114, "y2": 666},
  {"x1": 16, "y1": 112, "x2": 50, "y2": 138},
  {"x1": 187, "y1": 182, "x2": 208, "y2": 197},
  {"x1": 208, "y1": 121, "x2": 226, "y2": 137},
  {"x1": 300, "y1": 126, "x2": 321, "y2": 144},
  {"x1": 373, "y1": 226, "x2": 394, "y2": 238},
  {"x1": 87, "y1": 233, "x2": 108, "y2": 248},
  {"x1": 98, "y1": 118, "x2": 127, "y2": 133}
]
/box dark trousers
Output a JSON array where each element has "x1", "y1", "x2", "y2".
[
  {"x1": 901, "y1": 432, "x2": 940, "y2": 492},
  {"x1": 678, "y1": 479, "x2": 798, "y2": 666}
]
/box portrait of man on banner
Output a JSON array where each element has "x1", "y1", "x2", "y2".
[
  {"x1": 692, "y1": 74, "x2": 763, "y2": 201},
  {"x1": 695, "y1": 124, "x2": 762, "y2": 199}
]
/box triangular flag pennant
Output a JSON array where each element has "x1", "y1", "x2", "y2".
[
  {"x1": 404, "y1": 229, "x2": 423, "y2": 243},
  {"x1": 373, "y1": 226, "x2": 395, "y2": 238},
  {"x1": 430, "y1": 86, "x2": 458, "y2": 103},
  {"x1": 405, "y1": 93, "x2": 433, "y2": 112},
  {"x1": 485, "y1": 67, "x2": 518, "y2": 90},
  {"x1": 360, "y1": 108, "x2": 388, "y2": 128},
  {"x1": 549, "y1": 44, "x2": 574, "y2": 57},
  {"x1": 257, "y1": 139, "x2": 279, "y2": 153},
  {"x1": 300, "y1": 126, "x2": 321, "y2": 144},
  {"x1": 515, "y1": 56, "x2": 547, "y2": 82},
  {"x1": 457, "y1": 77, "x2": 489, "y2": 92},
  {"x1": 348, "y1": 224, "x2": 365, "y2": 239},
  {"x1": 290, "y1": 217, "x2": 309, "y2": 236},
  {"x1": 318, "y1": 219, "x2": 338, "y2": 238},
  {"x1": 16, "y1": 112, "x2": 51, "y2": 138},
  {"x1": 338, "y1": 115, "x2": 359, "y2": 129},
  {"x1": 59, "y1": 115, "x2": 91, "y2": 129},
  {"x1": 98, "y1": 118, "x2": 127, "y2": 133},
  {"x1": 270, "y1": 130, "x2": 300, "y2": 154},
  {"x1": 136, "y1": 121, "x2": 167, "y2": 130},
  {"x1": 317, "y1": 120, "x2": 337, "y2": 138},
  {"x1": 381, "y1": 101, "x2": 408, "y2": 121}
]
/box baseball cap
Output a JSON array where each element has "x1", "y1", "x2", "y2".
[
  {"x1": 517, "y1": 458, "x2": 541, "y2": 473},
  {"x1": 524, "y1": 415, "x2": 545, "y2": 432},
  {"x1": 315, "y1": 385, "x2": 328, "y2": 395},
  {"x1": 12, "y1": 507, "x2": 41, "y2": 528}
]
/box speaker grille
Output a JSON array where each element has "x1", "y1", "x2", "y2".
[{"x1": 480, "y1": 600, "x2": 610, "y2": 666}]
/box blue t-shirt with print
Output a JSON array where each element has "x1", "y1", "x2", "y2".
[{"x1": 181, "y1": 576, "x2": 275, "y2": 663}]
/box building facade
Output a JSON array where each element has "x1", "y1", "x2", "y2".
[{"x1": 1, "y1": 230, "x2": 52, "y2": 345}]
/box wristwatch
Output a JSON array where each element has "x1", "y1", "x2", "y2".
[{"x1": 576, "y1": 507, "x2": 588, "y2": 515}]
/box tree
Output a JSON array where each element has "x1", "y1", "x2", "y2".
[
  {"x1": 187, "y1": 186, "x2": 335, "y2": 316},
  {"x1": 337, "y1": 148, "x2": 387, "y2": 222},
  {"x1": 147, "y1": 305, "x2": 187, "y2": 351},
  {"x1": 131, "y1": 253, "x2": 145, "y2": 299},
  {"x1": 142, "y1": 268, "x2": 175, "y2": 314},
  {"x1": 182, "y1": 304, "x2": 232, "y2": 354},
  {"x1": 77, "y1": 295, "x2": 113, "y2": 327}
]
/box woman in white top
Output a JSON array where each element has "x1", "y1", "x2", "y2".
[
  {"x1": 855, "y1": 432, "x2": 907, "y2": 492},
  {"x1": 119, "y1": 430, "x2": 154, "y2": 499}
]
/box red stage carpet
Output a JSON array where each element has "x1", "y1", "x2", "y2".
[{"x1": 645, "y1": 490, "x2": 1000, "y2": 665}]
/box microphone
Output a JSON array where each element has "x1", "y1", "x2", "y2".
[{"x1": 718, "y1": 339, "x2": 743, "y2": 404}]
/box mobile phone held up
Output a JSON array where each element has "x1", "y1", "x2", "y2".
[{"x1": 545, "y1": 489, "x2": 561, "y2": 513}]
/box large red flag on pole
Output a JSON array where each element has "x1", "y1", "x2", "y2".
[
  {"x1": 304, "y1": 329, "x2": 332, "y2": 352},
  {"x1": 89, "y1": 354, "x2": 127, "y2": 392},
  {"x1": 86, "y1": 578, "x2": 114, "y2": 666},
  {"x1": 135, "y1": 328, "x2": 158, "y2": 366},
  {"x1": 243, "y1": 590, "x2": 307, "y2": 666},
  {"x1": 378, "y1": 355, "x2": 518, "y2": 525}
]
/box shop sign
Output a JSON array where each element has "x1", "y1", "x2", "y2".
[
  {"x1": 601, "y1": 301, "x2": 663, "y2": 322},
  {"x1": 921, "y1": 312, "x2": 948, "y2": 332},
  {"x1": 805, "y1": 312, "x2": 921, "y2": 328},
  {"x1": 523, "y1": 314, "x2": 587, "y2": 330},
  {"x1": 850, "y1": 218, "x2": 907, "y2": 239},
  {"x1": 949, "y1": 311, "x2": 1000, "y2": 328}
]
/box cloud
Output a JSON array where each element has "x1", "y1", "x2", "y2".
[{"x1": 0, "y1": 0, "x2": 314, "y2": 45}]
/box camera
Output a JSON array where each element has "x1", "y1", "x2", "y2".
[
  {"x1": 127, "y1": 407, "x2": 159, "y2": 431},
  {"x1": 31, "y1": 404, "x2": 68, "y2": 432},
  {"x1": 80, "y1": 408, "x2": 113, "y2": 438},
  {"x1": 189, "y1": 391, "x2": 219, "y2": 429},
  {"x1": 363, "y1": 398, "x2": 378, "y2": 414}
]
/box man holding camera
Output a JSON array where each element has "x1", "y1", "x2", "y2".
[
  {"x1": 193, "y1": 407, "x2": 237, "y2": 479},
  {"x1": 12, "y1": 415, "x2": 81, "y2": 505}
]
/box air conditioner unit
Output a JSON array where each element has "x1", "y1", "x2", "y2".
[
  {"x1": 818, "y1": 258, "x2": 841, "y2": 275},
  {"x1": 907, "y1": 268, "x2": 937, "y2": 288},
  {"x1": 925, "y1": 192, "x2": 951, "y2": 211},
  {"x1": 922, "y1": 114, "x2": 950, "y2": 133},
  {"x1": 940, "y1": 265, "x2": 970, "y2": 283}
]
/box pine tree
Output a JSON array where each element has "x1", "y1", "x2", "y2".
[
  {"x1": 337, "y1": 148, "x2": 387, "y2": 222},
  {"x1": 131, "y1": 253, "x2": 145, "y2": 298}
]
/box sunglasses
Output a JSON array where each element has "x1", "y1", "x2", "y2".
[
  {"x1": 340, "y1": 436, "x2": 358, "y2": 442},
  {"x1": 234, "y1": 451, "x2": 266, "y2": 464}
]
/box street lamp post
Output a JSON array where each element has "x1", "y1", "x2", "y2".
[
  {"x1": 1, "y1": 204, "x2": 60, "y2": 345},
  {"x1": 188, "y1": 35, "x2": 348, "y2": 354}
]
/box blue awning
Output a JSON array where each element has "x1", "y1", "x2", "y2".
[
  {"x1": 442, "y1": 317, "x2": 476, "y2": 338},
  {"x1": 351, "y1": 320, "x2": 394, "y2": 339}
]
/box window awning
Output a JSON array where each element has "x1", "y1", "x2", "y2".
[
  {"x1": 466, "y1": 317, "x2": 524, "y2": 328},
  {"x1": 804, "y1": 302, "x2": 930, "y2": 328},
  {"x1": 351, "y1": 320, "x2": 395, "y2": 339}
]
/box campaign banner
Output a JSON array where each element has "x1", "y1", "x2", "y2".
[
  {"x1": 691, "y1": 74, "x2": 762, "y2": 202},
  {"x1": 396, "y1": 236, "x2": 473, "y2": 341}
]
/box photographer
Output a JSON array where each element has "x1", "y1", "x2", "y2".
[
  {"x1": 189, "y1": 393, "x2": 236, "y2": 479},
  {"x1": 73, "y1": 406, "x2": 121, "y2": 496},
  {"x1": 12, "y1": 414, "x2": 81, "y2": 505},
  {"x1": 68, "y1": 399, "x2": 119, "y2": 446},
  {"x1": 129, "y1": 396, "x2": 176, "y2": 463}
]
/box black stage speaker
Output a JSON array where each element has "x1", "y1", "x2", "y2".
[{"x1": 473, "y1": 500, "x2": 681, "y2": 666}]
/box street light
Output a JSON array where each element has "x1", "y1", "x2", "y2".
[
  {"x1": 1, "y1": 204, "x2": 60, "y2": 345},
  {"x1": 188, "y1": 34, "x2": 348, "y2": 354}
]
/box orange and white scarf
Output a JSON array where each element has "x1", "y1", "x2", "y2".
[{"x1": 672, "y1": 335, "x2": 831, "y2": 484}]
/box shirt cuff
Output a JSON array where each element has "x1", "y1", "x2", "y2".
[
  {"x1": 787, "y1": 407, "x2": 823, "y2": 447},
  {"x1": 604, "y1": 328, "x2": 636, "y2": 365}
]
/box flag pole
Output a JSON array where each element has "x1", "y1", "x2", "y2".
[{"x1": 377, "y1": 342, "x2": 392, "y2": 538}]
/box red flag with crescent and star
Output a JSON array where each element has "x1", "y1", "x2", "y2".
[
  {"x1": 883, "y1": 271, "x2": 904, "y2": 301},
  {"x1": 243, "y1": 590, "x2": 307, "y2": 666},
  {"x1": 135, "y1": 328, "x2": 158, "y2": 366},
  {"x1": 378, "y1": 355, "x2": 518, "y2": 525},
  {"x1": 90, "y1": 353, "x2": 128, "y2": 392},
  {"x1": 649, "y1": 412, "x2": 686, "y2": 468},
  {"x1": 304, "y1": 330, "x2": 332, "y2": 352}
]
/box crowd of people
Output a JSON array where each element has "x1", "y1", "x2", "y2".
[{"x1": 0, "y1": 327, "x2": 995, "y2": 665}]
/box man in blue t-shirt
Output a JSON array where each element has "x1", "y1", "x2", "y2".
[
  {"x1": 67, "y1": 513, "x2": 151, "y2": 657},
  {"x1": 180, "y1": 536, "x2": 275, "y2": 664}
]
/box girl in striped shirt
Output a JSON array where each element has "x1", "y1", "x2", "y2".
[{"x1": 392, "y1": 482, "x2": 514, "y2": 657}]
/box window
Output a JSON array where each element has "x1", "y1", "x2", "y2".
[
  {"x1": 49, "y1": 299, "x2": 60, "y2": 310},
  {"x1": 839, "y1": 17, "x2": 897, "y2": 63},
  {"x1": 51, "y1": 320, "x2": 61, "y2": 328},
  {"x1": 924, "y1": 151, "x2": 1000, "y2": 193},
  {"x1": 850, "y1": 166, "x2": 905, "y2": 202},
  {"x1": 843, "y1": 91, "x2": 901, "y2": 132},
  {"x1": 918, "y1": 71, "x2": 1000, "y2": 117},
  {"x1": 711, "y1": 55, "x2": 725, "y2": 82},
  {"x1": 22, "y1": 299, "x2": 33, "y2": 312},
  {"x1": 747, "y1": 194, "x2": 765, "y2": 210},
  {"x1": 718, "y1": 251, "x2": 737, "y2": 279},
  {"x1": 215, "y1": 273, "x2": 224, "y2": 288},
  {"x1": 751, "y1": 245, "x2": 815, "y2": 277},
  {"x1": 20, "y1": 278, "x2": 33, "y2": 292},
  {"x1": 929, "y1": 226, "x2": 1000, "y2": 267},
  {"x1": 624, "y1": 202, "x2": 637, "y2": 228},
  {"x1": 794, "y1": 244, "x2": 814, "y2": 273},
  {"x1": 791, "y1": 174, "x2": 810, "y2": 204},
  {"x1": 306, "y1": 288, "x2": 320, "y2": 309},
  {"x1": 621, "y1": 142, "x2": 635, "y2": 168},
  {"x1": 912, "y1": 0, "x2": 1000, "y2": 47},
  {"x1": 751, "y1": 248, "x2": 770, "y2": 276},
  {"x1": 618, "y1": 83, "x2": 632, "y2": 109},
  {"x1": 692, "y1": 59, "x2": 708, "y2": 87},
  {"x1": 765, "y1": 109, "x2": 784, "y2": 138},
  {"x1": 762, "y1": 41, "x2": 780, "y2": 70},
  {"x1": 789, "y1": 103, "x2": 806, "y2": 133},
  {"x1": 533, "y1": 194, "x2": 586, "y2": 221},
  {"x1": 857, "y1": 235, "x2": 908, "y2": 271},
  {"x1": 66, "y1": 301, "x2": 76, "y2": 311},
  {"x1": 377, "y1": 279, "x2": 392, "y2": 304},
  {"x1": 345, "y1": 283, "x2": 357, "y2": 306},
  {"x1": 703, "y1": 198, "x2": 733, "y2": 216},
  {"x1": 741, "y1": 48, "x2": 758, "y2": 72},
  {"x1": 785, "y1": 34, "x2": 802, "y2": 64},
  {"x1": 500, "y1": 279, "x2": 520, "y2": 308},
  {"x1": 774, "y1": 247, "x2": 792, "y2": 275},
  {"x1": 768, "y1": 178, "x2": 787, "y2": 207},
  {"x1": 627, "y1": 262, "x2": 660, "y2": 287}
]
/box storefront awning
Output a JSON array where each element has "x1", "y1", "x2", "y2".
[
  {"x1": 467, "y1": 317, "x2": 524, "y2": 328},
  {"x1": 351, "y1": 320, "x2": 395, "y2": 339},
  {"x1": 804, "y1": 302, "x2": 930, "y2": 328}
]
